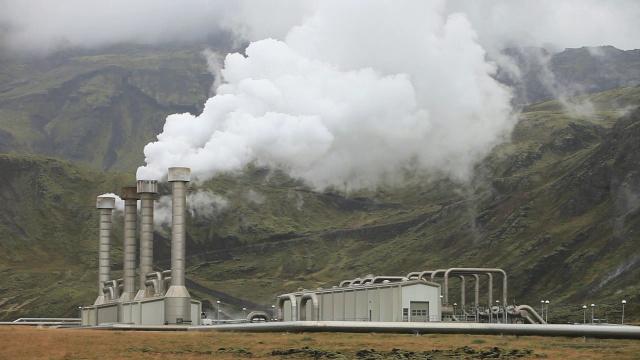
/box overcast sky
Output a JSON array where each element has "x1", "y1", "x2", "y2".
[{"x1": 1, "y1": 0, "x2": 638, "y2": 55}]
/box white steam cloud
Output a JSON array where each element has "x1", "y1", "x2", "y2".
[
  {"x1": 153, "y1": 190, "x2": 228, "y2": 227},
  {"x1": 137, "y1": 2, "x2": 515, "y2": 190}
]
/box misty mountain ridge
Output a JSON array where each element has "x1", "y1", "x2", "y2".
[
  {"x1": 497, "y1": 45, "x2": 640, "y2": 104},
  {"x1": 1, "y1": 43, "x2": 640, "y2": 322}
]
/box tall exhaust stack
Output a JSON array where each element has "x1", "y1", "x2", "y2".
[
  {"x1": 95, "y1": 196, "x2": 115, "y2": 305},
  {"x1": 164, "y1": 167, "x2": 192, "y2": 324},
  {"x1": 135, "y1": 180, "x2": 158, "y2": 300},
  {"x1": 118, "y1": 187, "x2": 139, "y2": 309}
]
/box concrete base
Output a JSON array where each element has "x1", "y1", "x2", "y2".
[
  {"x1": 93, "y1": 295, "x2": 109, "y2": 306},
  {"x1": 164, "y1": 285, "x2": 192, "y2": 325},
  {"x1": 133, "y1": 289, "x2": 153, "y2": 301}
]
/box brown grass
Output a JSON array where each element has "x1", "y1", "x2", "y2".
[{"x1": 1, "y1": 326, "x2": 639, "y2": 359}]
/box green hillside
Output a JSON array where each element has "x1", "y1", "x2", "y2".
[{"x1": 0, "y1": 44, "x2": 213, "y2": 172}]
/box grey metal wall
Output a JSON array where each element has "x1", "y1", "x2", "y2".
[{"x1": 283, "y1": 281, "x2": 440, "y2": 322}]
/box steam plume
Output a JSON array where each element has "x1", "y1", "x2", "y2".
[{"x1": 137, "y1": 2, "x2": 516, "y2": 191}]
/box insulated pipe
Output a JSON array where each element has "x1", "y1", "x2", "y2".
[
  {"x1": 194, "y1": 320, "x2": 640, "y2": 339},
  {"x1": 94, "y1": 196, "x2": 115, "y2": 305},
  {"x1": 515, "y1": 305, "x2": 546, "y2": 324},
  {"x1": 145, "y1": 271, "x2": 165, "y2": 295},
  {"x1": 370, "y1": 276, "x2": 406, "y2": 284},
  {"x1": 339, "y1": 280, "x2": 353, "y2": 287},
  {"x1": 277, "y1": 294, "x2": 298, "y2": 321},
  {"x1": 471, "y1": 274, "x2": 480, "y2": 322},
  {"x1": 299, "y1": 293, "x2": 320, "y2": 321},
  {"x1": 457, "y1": 275, "x2": 466, "y2": 315},
  {"x1": 119, "y1": 187, "x2": 140, "y2": 305},
  {"x1": 442, "y1": 268, "x2": 507, "y2": 307},
  {"x1": 164, "y1": 167, "x2": 192, "y2": 325},
  {"x1": 136, "y1": 180, "x2": 157, "y2": 300}
]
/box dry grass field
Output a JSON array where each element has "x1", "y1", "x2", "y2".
[{"x1": 1, "y1": 325, "x2": 640, "y2": 359}]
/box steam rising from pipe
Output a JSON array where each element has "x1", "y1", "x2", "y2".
[{"x1": 137, "y1": 2, "x2": 516, "y2": 191}]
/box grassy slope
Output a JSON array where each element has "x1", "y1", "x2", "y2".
[{"x1": 0, "y1": 154, "x2": 134, "y2": 319}]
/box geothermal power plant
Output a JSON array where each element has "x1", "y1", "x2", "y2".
[
  {"x1": 82, "y1": 167, "x2": 200, "y2": 326},
  {"x1": 76, "y1": 167, "x2": 640, "y2": 339}
]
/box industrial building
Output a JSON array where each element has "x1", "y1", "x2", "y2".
[{"x1": 277, "y1": 279, "x2": 441, "y2": 322}]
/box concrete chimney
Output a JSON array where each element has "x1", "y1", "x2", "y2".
[
  {"x1": 94, "y1": 196, "x2": 115, "y2": 305},
  {"x1": 135, "y1": 180, "x2": 158, "y2": 300},
  {"x1": 164, "y1": 167, "x2": 192, "y2": 325},
  {"x1": 118, "y1": 187, "x2": 139, "y2": 308}
]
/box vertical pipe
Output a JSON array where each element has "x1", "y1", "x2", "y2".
[
  {"x1": 458, "y1": 275, "x2": 465, "y2": 318},
  {"x1": 94, "y1": 196, "x2": 115, "y2": 305},
  {"x1": 164, "y1": 167, "x2": 192, "y2": 325},
  {"x1": 135, "y1": 180, "x2": 158, "y2": 300}
]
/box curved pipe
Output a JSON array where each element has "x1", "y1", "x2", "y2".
[
  {"x1": 514, "y1": 305, "x2": 546, "y2": 324},
  {"x1": 145, "y1": 271, "x2": 165, "y2": 295},
  {"x1": 299, "y1": 293, "x2": 320, "y2": 321},
  {"x1": 246, "y1": 311, "x2": 271, "y2": 322},
  {"x1": 277, "y1": 294, "x2": 298, "y2": 321},
  {"x1": 443, "y1": 268, "x2": 507, "y2": 307},
  {"x1": 102, "y1": 285, "x2": 116, "y2": 301},
  {"x1": 405, "y1": 271, "x2": 422, "y2": 280},
  {"x1": 370, "y1": 276, "x2": 406, "y2": 284}
]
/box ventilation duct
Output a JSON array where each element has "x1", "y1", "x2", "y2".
[
  {"x1": 94, "y1": 196, "x2": 115, "y2": 305},
  {"x1": 135, "y1": 180, "x2": 157, "y2": 300},
  {"x1": 164, "y1": 167, "x2": 192, "y2": 325}
]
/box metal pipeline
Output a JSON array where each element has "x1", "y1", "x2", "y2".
[
  {"x1": 514, "y1": 305, "x2": 546, "y2": 324},
  {"x1": 189, "y1": 321, "x2": 640, "y2": 339},
  {"x1": 369, "y1": 276, "x2": 406, "y2": 284},
  {"x1": 339, "y1": 279, "x2": 354, "y2": 287},
  {"x1": 145, "y1": 271, "x2": 165, "y2": 296},
  {"x1": 277, "y1": 294, "x2": 298, "y2": 321},
  {"x1": 442, "y1": 268, "x2": 507, "y2": 307},
  {"x1": 102, "y1": 279, "x2": 119, "y2": 302},
  {"x1": 299, "y1": 293, "x2": 320, "y2": 321},
  {"x1": 119, "y1": 186, "x2": 139, "y2": 303},
  {"x1": 136, "y1": 180, "x2": 157, "y2": 300},
  {"x1": 95, "y1": 196, "x2": 115, "y2": 305}
]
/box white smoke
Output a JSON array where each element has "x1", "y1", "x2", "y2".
[
  {"x1": 137, "y1": 1, "x2": 516, "y2": 191},
  {"x1": 187, "y1": 190, "x2": 228, "y2": 218},
  {"x1": 153, "y1": 190, "x2": 228, "y2": 227}
]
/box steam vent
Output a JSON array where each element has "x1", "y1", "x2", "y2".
[{"x1": 80, "y1": 167, "x2": 202, "y2": 326}]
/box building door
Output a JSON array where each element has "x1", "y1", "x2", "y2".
[{"x1": 410, "y1": 301, "x2": 430, "y2": 322}]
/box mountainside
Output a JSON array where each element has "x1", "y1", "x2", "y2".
[
  {"x1": 497, "y1": 46, "x2": 640, "y2": 104},
  {"x1": 0, "y1": 44, "x2": 214, "y2": 172},
  {"x1": 1, "y1": 45, "x2": 640, "y2": 323}
]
